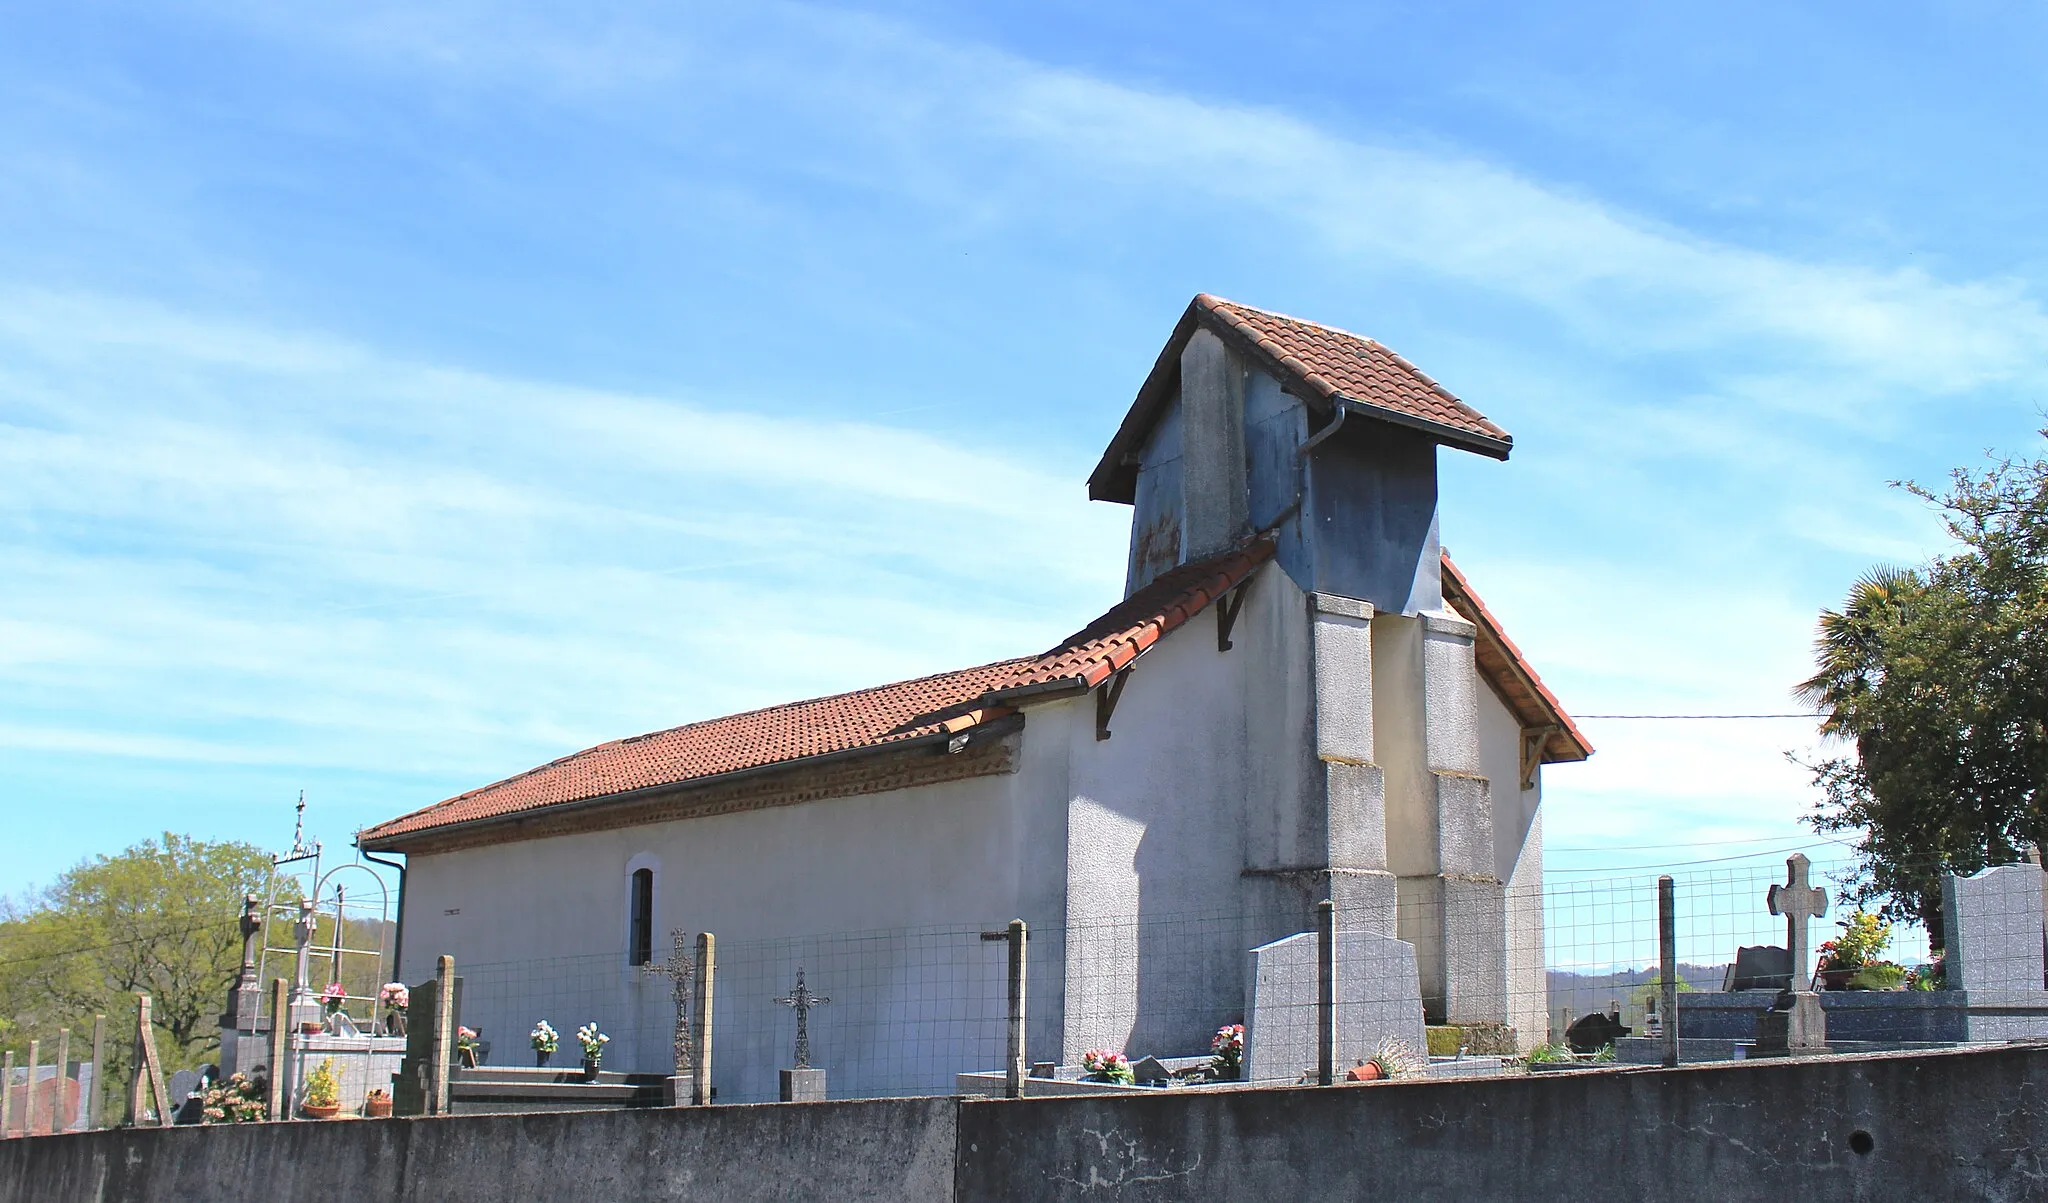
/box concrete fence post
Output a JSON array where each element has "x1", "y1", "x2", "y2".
[
  {"x1": 267, "y1": 979, "x2": 290, "y2": 1121},
  {"x1": 692, "y1": 934, "x2": 717, "y2": 1106},
  {"x1": 1317, "y1": 899, "x2": 1336, "y2": 1086},
  {"x1": 127, "y1": 995, "x2": 170, "y2": 1128},
  {"x1": 2, "y1": 1050, "x2": 13, "y2": 1137},
  {"x1": 23, "y1": 1041, "x2": 37, "y2": 1137},
  {"x1": 431, "y1": 955, "x2": 456, "y2": 1115},
  {"x1": 52, "y1": 1029, "x2": 70, "y2": 1133},
  {"x1": 1659, "y1": 875, "x2": 1679, "y2": 1068},
  {"x1": 1005, "y1": 919, "x2": 1028, "y2": 1100},
  {"x1": 88, "y1": 1015, "x2": 105, "y2": 1130}
]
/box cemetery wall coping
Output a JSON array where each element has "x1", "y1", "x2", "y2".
[{"x1": 10, "y1": 1044, "x2": 2048, "y2": 1201}]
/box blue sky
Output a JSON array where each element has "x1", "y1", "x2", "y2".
[{"x1": 3, "y1": 0, "x2": 2046, "y2": 897}]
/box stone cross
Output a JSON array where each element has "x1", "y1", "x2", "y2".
[
  {"x1": 1767, "y1": 854, "x2": 1829, "y2": 993},
  {"x1": 290, "y1": 898, "x2": 316, "y2": 1003},
  {"x1": 237, "y1": 894, "x2": 262, "y2": 980},
  {"x1": 776, "y1": 967, "x2": 830, "y2": 1070},
  {"x1": 642, "y1": 929, "x2": 695, "y2": 1074}
]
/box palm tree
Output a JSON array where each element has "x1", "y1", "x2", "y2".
[{"x1": 1795, "y1": 565, "x2": 1922, "y2": 738}]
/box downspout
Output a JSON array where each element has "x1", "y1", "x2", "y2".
[{"x1": 358, "y1": 845, "x2": 408, "y2": 983}]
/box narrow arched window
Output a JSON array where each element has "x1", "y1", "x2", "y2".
[{"x1": 628, "y1": 868, "x2": 654, "y2": 966}]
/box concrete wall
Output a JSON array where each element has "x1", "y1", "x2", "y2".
[{"x1": 14, "y1": 1046, "x2": 2048, "y2": 1202}]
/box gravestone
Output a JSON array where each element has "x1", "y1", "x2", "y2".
[
  {"x1": 1943, "y1": 864, "x2": 2046, "y2": 993},
  {"x1": 1722, "y1": 946, "x2": 1793, "y2": 992},
  {"x1": 1130, "y1": 1055, "x2": 1171, "y2": 1085},
  {"x1": 1753, "y1": 855, "x2": 1829, "y2": 1056},
  {"x1": 1243, "y1": 928, "x2": 1428, "y2": 1085},
  {"x1": 167, "y1": 1069, "x2": 205, "y2": 1125}
]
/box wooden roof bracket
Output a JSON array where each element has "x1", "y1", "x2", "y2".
[
  {"x1": 1519, "y1": 725, "x2": 1560, "y2": 790},
  {"x1": 1216, "y1": 574, "x2": 1256, "y2": 652},
  {"x1": 1096, "y1": 667, "x2": 1133, "y2": 742}
]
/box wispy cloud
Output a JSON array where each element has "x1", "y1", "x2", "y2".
[{"x1": 5, "y1": 0, "x2": 2045, "y2": 882}]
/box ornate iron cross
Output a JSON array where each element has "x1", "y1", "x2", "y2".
[
  {"x1": 776, "y1": 967, "x2": 830, "y2": 1069},
  {"x1": 1767, "y1": 853, "x2": 1829, "y2": 993},
  {"x1": 643, "y1": 929, "x2": 695, "y2": 1074}
]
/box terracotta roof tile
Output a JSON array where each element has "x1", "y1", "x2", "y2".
[
  {"x1": 1439, "y1": 552, "x2": 1592, "y2": 764},
  {"x1": 1090, "y1": 294, "x2": 1512, "y2": 503},
  {"x1": 360, "y1": 541, "x2": 1583, "y2": 848},
  {"x1": 1196, "y1": 296, "x2": 1509, "y2": 448},
  {"x1": 359, "y1": 540, "x2": 1275, "y2": 848}
]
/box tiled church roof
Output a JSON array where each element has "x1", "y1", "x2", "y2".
[
  {"x1": 1440, "y1": 553, "x2": 1593, "y2": 765},
  {"x1": 358, "y1": 541, "x2": 1276, "y2": 848},
  {"x1": 360, "y1": 538, "x2": 1586, "y2": 850},
  {"x1": 1090, "y1": 294, "x2": 1512, "y2": 503}
]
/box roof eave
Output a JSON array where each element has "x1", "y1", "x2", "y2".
[{"x1": 357, "y1": 715, "x2": 1024, "y2": 853}]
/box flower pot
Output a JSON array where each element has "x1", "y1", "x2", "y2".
[
  {"x1": 1347, "y1": 1062, "x2": 1383, "y2": 1082},
  {"x1": 364, "y1": 1096, "x2": 392, "y2": 1119},
  {"x1": 535, "y1": 1049, "x2": 554, "y2": 1068},
  {"x1": 1819, "y1": 968, "x2": 1858, "y2": 991},
  {"x1": 299, "y1": 1022, "x2": 324, "y2": 1035},
  {"x1": 300, "y1": 1102, "x2": 340, "y2": 1120},
  {"x1": 582, "y1": 1056, "x2": 602, "y2": 1082}
]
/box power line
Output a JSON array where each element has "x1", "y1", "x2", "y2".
[
  {"x1": 1549, "y1": 833, "x2": 1825, "y2": 853},
  {"x1": 1545, "y1": 837, "x2": 1863, "y2": 874},
  {"x1": 1574, "y1": 713, "x2": 1825, "y2": 720}
]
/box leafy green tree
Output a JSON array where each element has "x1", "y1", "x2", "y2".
[
  {"x1": 0, "y1": 833, "x2": 270, "y2": 1074},
  {"x1": 1799, "y1": 433, "x2": 2048, "y2": 944}
]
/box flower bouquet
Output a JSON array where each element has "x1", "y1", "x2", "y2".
[
  {"x1": 1209, "y1": 1024, "x2": 1244, "y2": 1079},
  {"x1": 531, "y1": 1019, "x2": 560, "y2": 1067},
  {"x1": 1081, "y1": 1049, "x2": 1133, "y2": 1084},
  {"x1": 576, "y1": 1021, "x2": 611, "y2": 1079}
]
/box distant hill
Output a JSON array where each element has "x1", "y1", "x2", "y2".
[{"x1": 1545, "y1": 963, "x2": 1727, "y2": 1039}]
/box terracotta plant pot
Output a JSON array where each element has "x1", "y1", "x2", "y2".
[
  {"x1": 364, "y1": 1096, "x2": 392, "y2": 1119},
  {"x1": 299, "y1": 1022, "x2": 324, "y2": 1035},
  {"x1": 1346, "y1": 1062, "x2": 1384, "y2": 1082},
  {"x1": 300, "y1": 1102, "x2": 340, "y2": 1120}
]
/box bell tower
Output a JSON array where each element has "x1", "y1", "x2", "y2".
[{"x1": 1088, "y1": 294, "x2": 1520, "y2": 1025}]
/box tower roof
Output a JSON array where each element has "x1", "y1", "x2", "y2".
[{"x1": 1089, "y1": 294, "x2": 1513, "y2": 503}]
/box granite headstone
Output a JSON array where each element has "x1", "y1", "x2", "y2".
[
  {"x1": 1722, "y1": 946, "x2": 1793, "y2": 992},
  {"x1": 1243, "y1": 928, "x2": 1428, "y2": 1085},
  {"x1": 1943, "y1": 864, "x2": 2047, "y2": 994}
]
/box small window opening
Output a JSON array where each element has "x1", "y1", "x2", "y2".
[{"x1": 629, "y1": 868, "x2": 654, "y2": 966}]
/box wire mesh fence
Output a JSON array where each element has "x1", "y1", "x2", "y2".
[
  {"x1": 8, "y1": 847, "x2": 2046, "y2": 1128},
  {"x1": 436, "y1": 850, "x2": 2013, "y2": 1101}
]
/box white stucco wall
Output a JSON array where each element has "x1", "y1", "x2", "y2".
[
  {"x1": 1477, "y1": 679, "x2": 1545, "y2": 1048},
  {"x1": 397, "y1": 739, "x2": 1071, "y2": 1103},
  {"x1": 1056, "y1": 560, "x2": 1312, "y2": 1062}
]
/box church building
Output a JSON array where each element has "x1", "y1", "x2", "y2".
[{"x1": 358, "y1": 295, "x2": 1591, "y2": 1097}]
